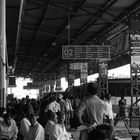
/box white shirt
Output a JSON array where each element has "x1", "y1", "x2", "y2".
[
  {"x1": 65, "y1": 99, "x2": 73, "y2": 111},
  {"x1": 51, "y1": 123, "x2": 71, "y2": 140},
  {"x1": 0, "y1": 118, "x2": 18, "y2": 140},
  {"x1": 20, "y1": 118, "x2": 31, "y2": 140},
  {"x1": 77, "y1": 95, "x2": 107, "y2": 125},
  {"x1": 25, "y1": 122, "x2": 45, "y2": 140},
  {"x1": 104, "y1": 100, "x2": 114, "y2": 120},
  {"x1": 45, "y1": 101, "x2": 60, "y2": 113}
]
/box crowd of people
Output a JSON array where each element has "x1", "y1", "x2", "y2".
[{"x1": 0, "y1": 82, "x2": 126, "y2": 140}]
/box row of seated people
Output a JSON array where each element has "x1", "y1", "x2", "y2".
[
  {"x1": 0, "y1": 107, "x2": 119, "y2": 140},
  {"x1": 0, "y1": 109, "x2": 73, "y2": 140}
]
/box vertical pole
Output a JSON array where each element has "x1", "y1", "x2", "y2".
[
  {"x1": 98, "y1": 59, "x2": 108, "y2": 96},
  {"x1": 67, "y1": 7, "x2": 71, "y2": 87},
  {"x1": 129, "y1": 12, "x2": 133, "y2": 117},
  {"x1": 67, "y1": 63, "x2": 70, "y2": 86},
  {"x1": 67, "y1": 7, "x2": 71, "y2": 46},
  {"x1": 0, "y1": 0, "x2": 7, "y2": 108}
]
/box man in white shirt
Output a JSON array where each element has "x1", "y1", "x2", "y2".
[
  {"x1": 51, "y1": 112, "x2": 72, "y2": 140},
  {"x1": 44, "y1": 96, "x2": 60, "y2": 113},
  {"x1": 45, "y1": 110, "x2": 57, "y2": 140},
  {"x1": 25, "y1": 113, "x2": 45, "y2": 140},
  {"x1": 104, "y1": 93, "x2": 114, "y2": 126},
  {"x1": 0, "y1": 113, "x2": 18, "y2": 140}
]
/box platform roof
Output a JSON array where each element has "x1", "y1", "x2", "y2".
[{"x1": 6, "y1": 0, "x2": 140, "y2": 78}]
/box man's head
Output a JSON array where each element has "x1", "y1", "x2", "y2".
[
  {"x1": 105, "y1": 93, "x2": 111, "y2": 101},
  {"x1": 57, "y1": 111, "x2": 65, "y2": 124},
  {"x1": 4, "y1": 113, "x2": 12, "y2": 127},
  {"x1": 58, "y1": 94, "x2": 63, "y2": 99},
  {"x1": 87, "y1": 82, "x2": 98, "y2": 95},
  {"x1": 121, "y1": 95, "x2": 124, "y2": 99},
  {"x1": 88, "y1": 124, "x2": 115, "y2": 140},
  {"x1": 47, "y1": 110, "x2": 57, "y2": 122},
  {"x1": 29, "y1": 113, "x2": 38, "y2": 126}
]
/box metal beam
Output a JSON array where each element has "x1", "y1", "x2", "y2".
[
  {"x1": 20, "y1": 0, "x2": 50, "y2": 76},
  {"x1": 87, "y1": 0, "x2": 140, "y2": 42},
  {"x1": 72, "y1": 0, "x2": 117, "y2": 40},
  {"x1": 29, "y1": 0, "x2": 45, "y2": 6},
  {"x1": 13, "y1": 0, "x2": 27, "y2": 73},
  {"x1": 22, "y1": 26, "x2": 75, "y2": 40},
  {"x1": 80, "y1": 3, "x2": 117, "y2": 18},
  {"x1": 25, "y1": 0, "x2": 87, "y2": 76},
  {"x1": 80, "y1": 7, "x2": 120, "y2": 24}
]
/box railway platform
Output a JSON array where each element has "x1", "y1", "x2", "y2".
[{"x1": 68, "y1": 120, "x2": 132, "y2": 140}]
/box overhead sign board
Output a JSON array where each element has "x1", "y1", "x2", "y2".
[{"x1": 62, "y1": 45, "x2": 110, "y2": 59}]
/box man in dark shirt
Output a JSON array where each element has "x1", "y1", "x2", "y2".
[
  {"x1": 114, "y1": 95, "x2": 127, "y2": 126},
  {"x1": 118, "y1": 95, "x2": 126, "y2": 117}
]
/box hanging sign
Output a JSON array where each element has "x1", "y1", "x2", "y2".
[
  {"x1": 131, "y1": 34, "x2": 140, "y2": 73},
  {"x1": 99, "y1": 59, "x2": 108, "y2": 79},
  {"x1": 62, "y1": 45, "x2": 110, "y2": 59}
]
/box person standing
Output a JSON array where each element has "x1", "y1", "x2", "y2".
[
  {"x1": 114, "y1": 95, "x2": 127, "y2": 126},
  {"x1": 44, "y1": 96, "x2": 60, "y2": 114},
  {"x1": 76, "y1": 82, "x2": 107, "y2": 140},
  {"x1": 24, "y1": 99, "x2": 34, "y2": 118},
  {"x1": 65, "y1": 96, "x2": 73, "y2": 127},
  {"x1": 118, "y1": 95, "x2": 126, "y2": 117},
  {"x1": 57, "y1": 94, "x2": 66, "y2": 114},
  {"x1": 104, "y1": 93, "x2": 114, "y2": 126}
]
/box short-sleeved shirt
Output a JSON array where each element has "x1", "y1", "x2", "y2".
[
  {"x1": 26, "y1": 122, "x2": 45, "y2": 140},
  {"x1": 0, "y1": 119, "x2": 18, "y2": 140},
  {"x1": 77, "y1": 95, "x2": 107, "y2": 125}
]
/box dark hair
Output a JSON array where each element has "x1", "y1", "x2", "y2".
[
  {"x1": 105, "y1": 93, "x2": 111, "y2": 101},
  {"x1": 97, "y1": 124, "x2": 114, "y2": 140},
  {"x1": 87, "y1": 83, "x2": 97, "y2": 95},
  {"x1": 47, "y1": 110, "x2": 56, "y2": 120},
  {"x1": 4, "y1": 113, "x2": 11, "y2": 118},
  {"x1": 29, "y1": 111, "x2": 38, "y2": 118},
  {"x1": 57, "y1": 111, "x2": 65, "y2": 121},
  {"x1": 49, "y1": 96, "x2": 56, "y2": 102},
  {"x1": 88, "y1": 124, "x2": 114, "y2": 140},
  {"x1": 121, "y1": 95, "x2": 124, "y2": 99},
  {"x1": 19, "y1": 111, "x2": 26, "y2": 118},
  {"x1": 88, "y1": 129, "x2": 107, "y2": 140}
]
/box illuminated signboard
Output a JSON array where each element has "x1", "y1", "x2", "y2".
[{"x1": 62, "y1": 45, "x2": 110, "y2": 59}]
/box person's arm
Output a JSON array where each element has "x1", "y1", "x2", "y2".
[
  {"x1": 76, "y1": 100, "x2": 86, "y2": 125},
  {"x1": 20, "y1": 119, "x2": 30, "y2": 137},
  {"x1": 52, "y1": 125, "x2": 62, "y2": 140},
  {"x1": 44, "y1": 105, "x2": 49, "y2": 113},
  {"x1": 34, "y1": 125, "x2": 45, "y2": 140},
  {"x1": 11, "y1": 120, "x2": 18, "y2": 140}
]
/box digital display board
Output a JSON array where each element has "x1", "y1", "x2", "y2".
[{"x1": 62, "y1": 45, "x2": 110, "y2": 59}]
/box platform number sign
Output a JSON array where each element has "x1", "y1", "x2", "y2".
[
  {"x1": 62, "y1": 45, "x2": 75, "y2": 59},
  {"x1": 62, "y1": 45, "x2": 110, "y2": 59}
]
